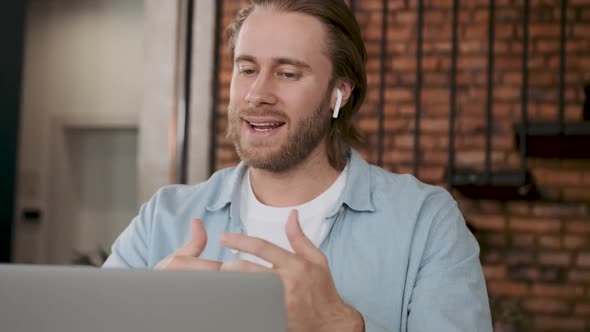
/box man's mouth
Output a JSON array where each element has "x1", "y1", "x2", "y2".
[{"x1": 248, "y1": 121, "x2": 286, "y2": 132}]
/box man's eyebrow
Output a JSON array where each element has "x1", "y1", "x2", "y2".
[
  {"x1": 234, "y1": 54, "x2": 312, "y2": 71},
  {"x1": 273, "y1": 57, "x2": 312, "y2": 71},
  {"x1": 234, "y1": 54, "x2": 256, "y2": 63}
]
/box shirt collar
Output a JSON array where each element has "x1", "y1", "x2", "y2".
[
  {"x1": 205, "y1": 162, "x2": 247, "y2": 212},
  {"x1": 339, "y1": 149, "x2": 376, "y2": 213},
  {"x1": 206, "y1": 149, "x2": 375, "y2": 213}
]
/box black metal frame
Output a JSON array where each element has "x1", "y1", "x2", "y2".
[
  {"x1": 0, "y1": 1, "x2": 26, "y2": 262},
  {"x1": 519, "y1": 0, "x2": 530, "y2": 183},
  {"x1": 414, "y1": 0, "x2": 424, "y2": 176},
  {"x1": 209, "y1": 0, "x2": 223, "y2": 175},
  {"x1": 485, "y1": 0, "x2": 495, "y2": 182},
  {"x1": 558, "y1": 0, "x2": 568, "y2": 129},
  {"x1": 447, "y1": 0, "x2": 459, "y2": 188},
  {"x1": 450, "y1": 0, "x2": 541, "y2": 200},
  {"x1": 513, "y1": 0, "x2": 590, "y2": 159},
  {"x1": 179, "y1": 0, "x2": 195, "y2": 184},
  {"x1": 377, "y1": 0, "x2": 389, "y2": 167}
]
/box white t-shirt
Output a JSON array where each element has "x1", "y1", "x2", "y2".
[{"x1": 238, "y1": 167, "x2": 348, "y2": 267}]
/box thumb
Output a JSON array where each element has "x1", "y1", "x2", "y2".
[
  {"x1": 285, "y1": 210, "x2": 324, "y2": 265},
  {"x1": 177, "y1": 218, "x2": 208, "y2": 257}
]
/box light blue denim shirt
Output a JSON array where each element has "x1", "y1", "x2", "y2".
[{"x1": 103, "y1": 150, "x2": 492, "y2": 332}]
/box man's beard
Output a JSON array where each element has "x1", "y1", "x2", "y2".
[{"x1": 227, "y1": 93, "x2": 331, "y2": 173}]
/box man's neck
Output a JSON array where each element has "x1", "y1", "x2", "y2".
[{"x1": 248, "y1": 146, "x2": 343, "y2": 207}]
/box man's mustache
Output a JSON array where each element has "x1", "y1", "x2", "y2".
[{"x1": 230, "y1": 105, "x2": 289, "y2": 122}]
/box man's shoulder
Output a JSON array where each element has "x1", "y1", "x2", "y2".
[
  {"x1": 368, "y1": 164, "x2": 449, "y2": 198},
  {"x1": 148, "y1": 166, "x2": 239, "y2": 211},
  {"x1": 366, "y1": 164, "x2": 455, "y2": 217}
]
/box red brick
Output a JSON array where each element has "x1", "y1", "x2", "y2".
[
  {"x1": 426, "y1": 0, "x2": 454, "y2": 8},
  {"x1": 566, "y1": 220, "x2": 590, "y2": 234},
  {"x1": 530, "y1": 24, "x2": 561, "y2": 39},
  {"x1": 393, "y1": 11, "x2": 416, "y2": 24},
  {"x1": 522, "y1": 298, "x2": 570, "y2": 314},
  {"x1": 538, "y1": 235, "x2": 561, "y2": 249},
  {"x1": 568, "y1": 270, "x2": 590, "y2": 283},
  {"x1": 535, "y1": 316, "x2": 586, "y2": 331},
  {"x1": 509, "y1": 217, "x2": 562, "y2": 233},
  {"x1": 417, "y1": 166, "x2": 444, "y2": 184},
  {"x1": 562, "y1": 188, "x2": 590, "y2": 201},
  {"x1": 415, "y1": 117, "x2": 449, "y2": 135},
  {"x1": 532, "y1": 284, "x2": 585, "y2": 298},
  {"x1": 487, "y1": 281, "x2": 529, "y2": 297},
  {"x1": 533, "y1": 169, "x2": 583, "y2": 186},
  {"x1": 532, "y1": 203, "x2": 588, "y2": 218},
  {"x1": 504, "y1": 250, "x2": 535, "y2": 264},
  {"x1": 576, "y1": 252, "x2": 590, "y2": 268},
  {"x1": 463, "y1": 26, "x2": 487, "y2": 39},
  {"x1": 482, "y1": 264, "x2": 506, "y2": 280},
  {"x1": 386, "y1": 150, "x2": 413, "y2": 165},
  {"x1": 385, "y1": 89, "x2": 413, "y2": 103},
  {"x1": 494, "y1": 87, "x2": 521, "y2": 101},
  {"x1": 457, "y1": 56, "x2": 487, "y2": 70},
  {"x1": 535, "y1": 40, "x2": 560, "y2": 53},
  {"x1": 421, "y1": 151, "x2": 447, "y2": 164},
  {"x1": 506, "y1": 202, "x2": 532, "y2": 215},
  {"x1": 573, "y1": 25, "x2": 590, "y2": 39},
  {"x1": 486, "y1": 233, "x2": 508, "y2": 247},
  {"x1": 563, "y1": 235, "x2": 588, "y2": 250},
  {"x1": 538, "y1": 251, "x2": 572, "y2": 267},
  {"x1": 574, "y1": 302, "x2": 590, "y2": 316},
  {"x1": 455, "y1": 151, "x2": 504, "y2": 168},
  {"x1": 468, "y1": 215, "x2": 506, "y2": 231},
  {"x1": 391, "y1": 57, "x2": 416, "y2": 71},
  {"x1": 511, "y1": 234, "x2": 536, "y2": 248}
]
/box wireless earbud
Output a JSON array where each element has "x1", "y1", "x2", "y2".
[{"x1": 332, "y1": 89, "x2": 343, "y2": 119}]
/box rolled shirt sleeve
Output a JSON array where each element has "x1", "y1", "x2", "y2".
[
  {"x1": 407, "y1": 203, "x2": 492, "y2": 332},
  {"x1": 102, "y1": 190, "x2": 160, "y2": 269}
]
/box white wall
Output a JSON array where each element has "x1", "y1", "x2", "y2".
[
  {"x1": 140, "y1": 0, "x2": 215, "y2": 201},
  {"x1": 14, "y1": 0, "x2": 144, "y2": 264},
  {"x1": 64, "y1": 129, "x2": 138, "y2": 261},
  {"x1": 14, "y1": 0, "x2": 216, "y2": 264}
]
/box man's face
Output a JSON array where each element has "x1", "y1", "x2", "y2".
[{"x1": 227, "y1": 8, "x2": 334, "y2": 172}]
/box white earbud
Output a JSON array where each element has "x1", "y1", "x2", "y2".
[{"x1": 332, "y1": 89, "x2": 343, "y2": 119}]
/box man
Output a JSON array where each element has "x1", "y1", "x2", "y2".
[{"x1": 104, "y1": 0, "x2": 493, "y2": 331}]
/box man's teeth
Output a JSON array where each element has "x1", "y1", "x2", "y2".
[
  {"x1": 250, "y1": 122, "x2": 281, "y2": 127},
  {"x1": 249, "y1": 122, "x2": 283, "y2": 132}
]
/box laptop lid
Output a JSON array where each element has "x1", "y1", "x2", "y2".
[{"x1": 0, "y1": 264, "x2": 286, "y2": 332}]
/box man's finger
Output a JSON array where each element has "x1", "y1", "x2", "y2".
[
  {"x1": 220, "y1": 233, "x2": 294, "y2": 268},
  {"x1": 220, "y1": 260, "x2": 273, "y2": 273},
  {"x1": 176, "y1": 218, "x2": 207, "y2": 257},
  {"x1": 286, "y1": 210, "x2": 325, "y2": 265},
  {"x1": 158, "y1": 256, "x2": 222, "y2": 271}
]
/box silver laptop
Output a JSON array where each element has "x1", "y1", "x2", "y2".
[{"x1": 0, "y1": 264, "x2": 286, "y2": 332}]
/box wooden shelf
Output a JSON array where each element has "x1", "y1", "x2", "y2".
[
  {"x1": 514, "y1": 122, "x2": 590, "y2": 159},
  {"x1": 449, "y1": 169, "x2": 540, "y2": 201}
]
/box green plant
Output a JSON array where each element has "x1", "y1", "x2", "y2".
[
  {"x1": 490, "y1": 298, "x2": 529, "y2": 332},
  {"x1": 72, "y1": 247, "x2": 109, "y2": 267}
]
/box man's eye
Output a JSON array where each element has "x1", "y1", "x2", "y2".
[
  {"x1": 280, "y1": 72, "x2": 300, "y2": 80},
  {"x1": 240, "y1": 69, "x2": 255, "y2": 75}
]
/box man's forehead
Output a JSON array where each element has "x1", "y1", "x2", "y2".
[{"x1": 234, "y1": 8, "x2": 330, "y2": 65}]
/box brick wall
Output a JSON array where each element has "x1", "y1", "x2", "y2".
[{"x1": 212, "y1": 1, "x2": 590, "y2": 330}]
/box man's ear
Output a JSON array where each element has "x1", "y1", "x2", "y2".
[{"x1": 331, "y1": 80, "x2": 354, "y2": 110}]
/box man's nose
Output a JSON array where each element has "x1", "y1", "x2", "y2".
[{"x1": 245, "y1": 74, "x2": 278, "y2": 107}]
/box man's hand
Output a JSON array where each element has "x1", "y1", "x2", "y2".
[
  {"x1": 220, "y1": 210, "x2": 365, "y2": 332},
  {"x1": 155, "y1": 219, "x2": 222, "y2": 271}
]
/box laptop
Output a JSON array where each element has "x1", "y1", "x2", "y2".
[{"x1": 0, "y1": 264, "x2": 286, "y2": 332}]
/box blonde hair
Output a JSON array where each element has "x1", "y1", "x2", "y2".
[{"x1": 226, "y1": 0, "x2": 367, "y2": 169}]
